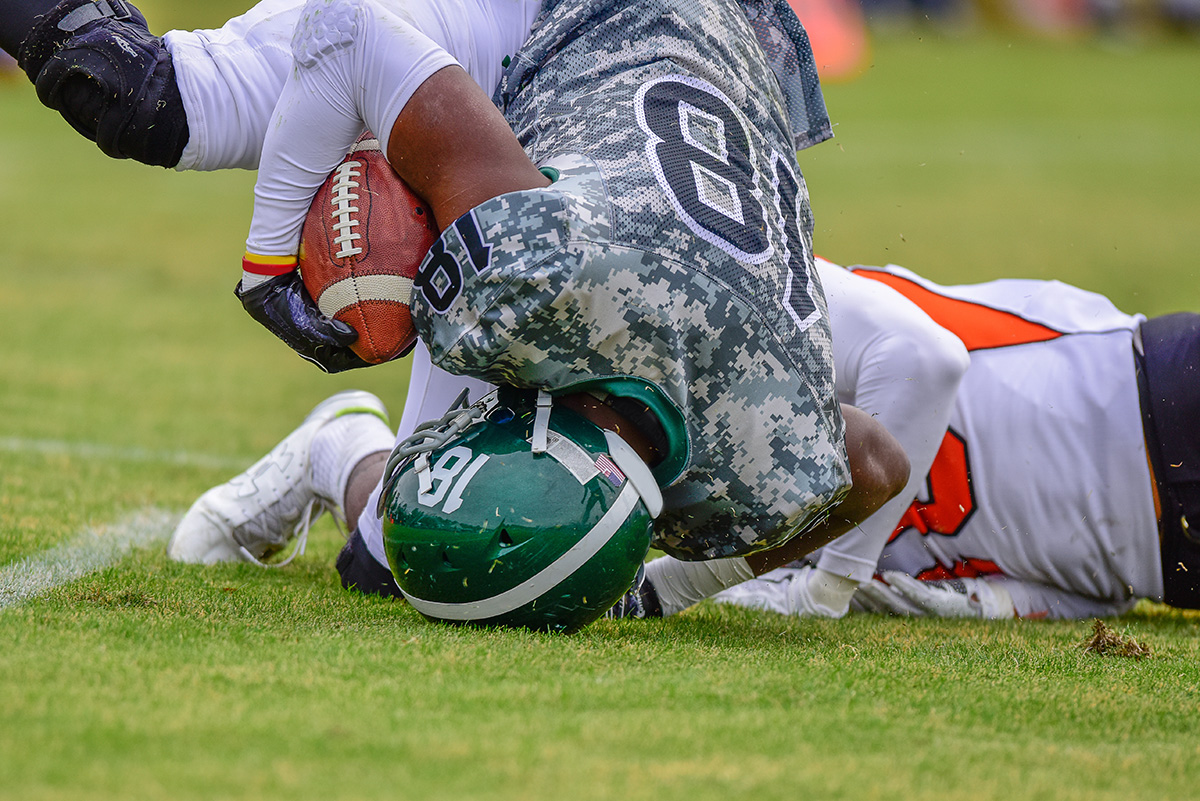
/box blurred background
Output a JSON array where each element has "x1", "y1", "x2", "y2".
[
  {"x1": 2, "y1": 0, "x2": 1197, "y2": 312},
  {"x1": 2, "y1": 0, "x2": 1197, "y2": 75}
]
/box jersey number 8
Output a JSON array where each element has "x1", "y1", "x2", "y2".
[{"x1": 636, "y1": 74, "x2": 819, "y2": 332}]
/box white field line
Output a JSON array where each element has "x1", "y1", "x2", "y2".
[
  {"x1": 0, "y1": 436, "x2": 248, "y2": 472},
  {"x1": 1, "y1": 437, "x2": 242, "y2": 609},
  {"x1": 0, "y1": 508, "x2": 180, "y2": 609}
]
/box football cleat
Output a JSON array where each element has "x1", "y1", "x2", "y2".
[
  {"x1": 603, "y1": 564, "x2": 663, "y2": 620},
  {"x1": 167, "y1": 390, "x2": 389, "y2": 566},
  {"x1": 379, "y1": 387, "x2": 660, "y2": 633}
]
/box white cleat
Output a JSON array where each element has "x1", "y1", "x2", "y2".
[{"x1": 167, "y1": 390, "x2": 389, "y2": 566}]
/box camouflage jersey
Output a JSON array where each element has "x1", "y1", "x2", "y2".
[{"x1": 408, "y1": 0, "x2": 851, "y2": 560}]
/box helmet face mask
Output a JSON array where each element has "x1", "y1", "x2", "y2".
[{"x1": 379, "y1": 387, "x2": 656, "y2": 633}]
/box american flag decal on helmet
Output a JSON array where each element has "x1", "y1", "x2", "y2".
[{"x1": 595, "y1": 454, "x2": 626, "y2": 487}]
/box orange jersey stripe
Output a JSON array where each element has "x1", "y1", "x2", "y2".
[{"x1": 852, "y1": 268, "x2": 1063, "y2": 351}]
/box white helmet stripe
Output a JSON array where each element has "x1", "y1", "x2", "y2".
[
  {"x1": 401, "y1": 483, "x2": 642, "y2": 621},
  {"x1": 602, "y1": 430, "x2": 663, "y2": 518}
]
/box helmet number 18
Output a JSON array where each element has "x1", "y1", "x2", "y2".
[{"x1": 417, "y1": 447, "x2": 491, "y2": 514}]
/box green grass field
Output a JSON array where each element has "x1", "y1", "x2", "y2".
[{"x1": 2, "y1": 8, "x2": 1200, "y2": 800}]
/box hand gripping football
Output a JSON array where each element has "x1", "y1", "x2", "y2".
[{"x1": 300, "y1": 135, "x2": 437, "y2": 364}]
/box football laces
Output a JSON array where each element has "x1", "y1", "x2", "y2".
[{"x1": 329, "y1": 159, "x2": 364, "y2": 259}]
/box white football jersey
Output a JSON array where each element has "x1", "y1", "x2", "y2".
[{"x1": 843, "y1": 264, "x2": 1161, "y2": 611}]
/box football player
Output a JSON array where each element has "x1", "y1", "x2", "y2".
[
  {"x1": 6, "y1": 0, "x2": 910, "y2": 626},
  {"x1": 390, "y1": 256, "x2": 968, "y2": 621},
  {"x1": 202, "y1": 249, "x2": 1192, "y2": 624},
  {"x1": 707, "y1": 259, "x2": 1200, "y2": 620},
  {"x1": 161, "y1": 0, "x2": 911, "y2": 629}
]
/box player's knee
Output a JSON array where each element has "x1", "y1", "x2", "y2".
[
  {"x1": 842, "y1": 404, "x2": 911, "y2": 515},
  {"x1": 18, "y1": 0, "x2": 188, "y2": 167}
]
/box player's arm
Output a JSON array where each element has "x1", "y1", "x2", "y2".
[
  {"x1": 237, "y1": 0, "x2": 459, "y2": 371},
  {"x1": 240, "y1": 1, "x2": 547, "y2": 371},
  {"x1": 617, "y1": 399, "x2": 911, "y2": 620},
  {"x1": 743, "y1": 403, "x2": 911, "y2": 577},
  {"x1": 635, "y1": 262, "x2": 967, "y2": 618},
  {"x1": 803, "y1": 261, "x2": 970, "y2": 606}
]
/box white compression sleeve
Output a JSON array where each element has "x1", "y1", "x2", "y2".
[
  {"x1": 246, "y1": 0, "x2": 459, "y2": 258},
  {"x1": 165, "y1": 0, "x2": 303, "y2": 171},
  {"x1": 812, "y1": 261, "x2": 970, "y2": 582},
  {"x1": 645, "y1": 556, "x2": 755, "y2": 617},
  {"x1": 396, "y1": 341, "x2": 496, "y2": 440},
  {"x1": 168, "y1": 0, "x2": 540, "y2": 172}
]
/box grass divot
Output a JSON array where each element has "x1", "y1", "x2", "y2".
[{"x1": 1083, "y1": 619, "x2": 1152, "y2": 659}]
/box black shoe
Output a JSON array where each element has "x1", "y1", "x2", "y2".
[{"x1": 605, "y1": 564, "x2": 663, "y2": 619}]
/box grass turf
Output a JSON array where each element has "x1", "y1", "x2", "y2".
[{"x1": 2, "y1": 12, "x2": 1200, "y2": 801}]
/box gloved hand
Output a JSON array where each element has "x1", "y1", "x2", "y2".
[
  {"x1": 236, "y1": 271, "x2": 370, "y2": 373},
  {"x1": 853, "y1": 570, "x2": 1016, "y2": 619},
  {"x1": 713, "y1": 565, "x2": 857, "y2": 619},
  {"x1": 851, "y1": 575, "x2": 926, "y2": 616}
]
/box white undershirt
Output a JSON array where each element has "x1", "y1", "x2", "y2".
[{"x1": 164, "y1": 0, "x2": 540, "y2": 174}]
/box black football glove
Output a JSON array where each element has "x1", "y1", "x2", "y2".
[{"x1": 236, "y1": 271, "x2": 371, "y2": 373}]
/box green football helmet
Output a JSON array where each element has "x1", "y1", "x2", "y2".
[{"x1": 377, "y1": 387, "x2": 662, "y2": 633}]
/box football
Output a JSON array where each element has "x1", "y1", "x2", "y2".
[{"x1": 300, "y1": 135, "x2": 438, "y2": 364}]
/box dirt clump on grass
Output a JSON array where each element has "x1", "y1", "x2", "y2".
[{"x1": 1083, "y1": 619, "x2": 1152, "y2": 659}]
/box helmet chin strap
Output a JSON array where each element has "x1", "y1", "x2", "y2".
[
  {"x1": 530, "y1": 390, "x2": 663, "y2": 517},
  {"x1": 531, "y1": 390, "x2": 553, "y2": 454},
  {"x1": 603, "y1": 430, "x2": 663, "y2": 518}
]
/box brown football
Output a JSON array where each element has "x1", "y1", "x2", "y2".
[{"x1": 300, "y1": 135, "x2": 437, "y2": 364}]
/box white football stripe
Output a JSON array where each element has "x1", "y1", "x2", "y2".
[
  {"x1": 0, "y1": 436, "x2": 246, "y2": 471},
  {"x1": 0, "y1": 508, "x2": 177, "y2": 609},
  {"x1": 401, "y1": 483, "x2": 641, "y2": 621},
  {"x1": 317, "y1": 275, "x2": 413, "y2": 318}
]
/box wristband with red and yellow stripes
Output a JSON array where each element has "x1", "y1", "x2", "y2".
[{"x1": 242, "y1": 252, "x2": 299, "y2": 277}]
